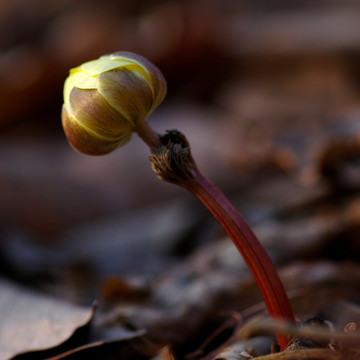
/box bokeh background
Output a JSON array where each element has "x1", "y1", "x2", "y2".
[{"x1": 1, "y1": 0, "x2": 360, "y2": 306}]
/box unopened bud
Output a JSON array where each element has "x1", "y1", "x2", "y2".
[{"x1": 62, "y1": 52, "x2": 167, "y2": 155}]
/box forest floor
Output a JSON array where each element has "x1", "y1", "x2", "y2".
[{"x1": 1, "y1": 1, "x2": 360, "y2": 359}]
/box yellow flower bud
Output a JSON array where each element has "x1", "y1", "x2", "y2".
[{"x1": 62, "y1": 52, "x2": 167, "y2": 155}]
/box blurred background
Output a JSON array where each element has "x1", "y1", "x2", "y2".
[{"x1": 1, "y1": 0, "x2": 360, "y2": 306}]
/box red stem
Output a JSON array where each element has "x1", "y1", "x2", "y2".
[
  {"x1": 181, "y1": 169, "x2": 295, "y2": 350},
  {"x1": 134, "y1": 120, "x2": 163, "y2": 149},
  {"x1": 135, "y1": 122, "x2": 295, "y2": 349}
]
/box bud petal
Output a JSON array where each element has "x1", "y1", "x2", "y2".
[
  {"x1": 97, "y1": 69, "x2": 154, "y2": 123},
  {"x1": 62, "y1": 52, "x2": 167, "y2": 155},
  {"x1": 114, "y1": 52, "x2": 167, "y2": 111},
  {"x1": 62, "y1": 105, "x2": 131, "y2": 155},
  {"x1": 69, "y1": 88, "x2": 131, "y2": 139}
]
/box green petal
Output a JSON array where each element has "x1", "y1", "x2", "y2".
[
  {"x1": 71, "y1": 70, "x2": 97, "y2": 89},
  {"x1": 62, "y1": 105, "x2": 130, "y2": 155},
  {"x1": 63, "y1": 70, "x2": 78, "y2": 107},
  {"x1": 97, "y1": 68, "x2": 154, "y2": 124},
  {"x1": 63, "y1": 68, "x2": 97, "y2": 109},
  {"x1": 109, "y1": 53, "x2": 152, "y2": 83},
  {"x1": 80, "y1": 56, "x2": 133, "y2": 76},
  {"x1": 69, "y1": 88, "x2": 133, "y2": 140},
  {"x1": 113, "y1": 52, "x2": 167, "y2": 108}
]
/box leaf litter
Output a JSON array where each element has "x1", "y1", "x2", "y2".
[
  {"x1": 0, "y1": 278, "x2": 95, "y2": 360},
  {"x1": 1, "y1": 1, "x2": 360, "y2": 359}
]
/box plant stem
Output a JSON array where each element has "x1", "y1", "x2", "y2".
[
  {"x1": 134, "y1": 120, "x2": 163, "y2": 149},
  {"x1": 181, "y1": 169, "x2": 295, "y2": 349},
  {"x1": 136, "y1": 123, "x2": 295, "y2": 350}
]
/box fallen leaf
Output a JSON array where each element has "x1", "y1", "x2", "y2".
[{"x1": 0, "y1": 278, "x2": 95, "y2": 360}]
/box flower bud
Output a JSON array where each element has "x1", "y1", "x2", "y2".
[{"x1": 62, "y1": 52, "x2": 167, "y2": 155}]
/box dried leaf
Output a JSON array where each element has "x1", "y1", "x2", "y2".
[
  {"x1": 236, "y1": 318, "x2": 360, "y2": 350},
  {"x1": 211, "y1": 337, "x2": 274, "y2": 360},
  {"x1": 42, "y1": 335, "x2": 157, "y2": 360},
  {"x1": 0, "y1": 278, "x2": 95, "y2": 360}
]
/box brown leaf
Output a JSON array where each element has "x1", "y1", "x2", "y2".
[
  {"x1": 0, "y1": 278, "x2": 95, "y2": 360},
  {"x1": 211, "y1": 337, "x2": 274, "y2": 360},
  {"x1": 41, "y1": 336, "x2": 158, "y2": 360}
]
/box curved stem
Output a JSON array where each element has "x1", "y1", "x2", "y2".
[
  {"x1": 138, "y1": 127, "x2": 295, "y2": 349},
  {"x1": 134, "y1": 120, "x2": 163, "y2": 149},
  {"x1": 181, "y1": 169, "x2": 295, "y2": 350}
]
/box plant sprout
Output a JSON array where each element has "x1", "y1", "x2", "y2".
[{"x1": 62, "y1": 52, "x2": 296, "y2": 350}]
